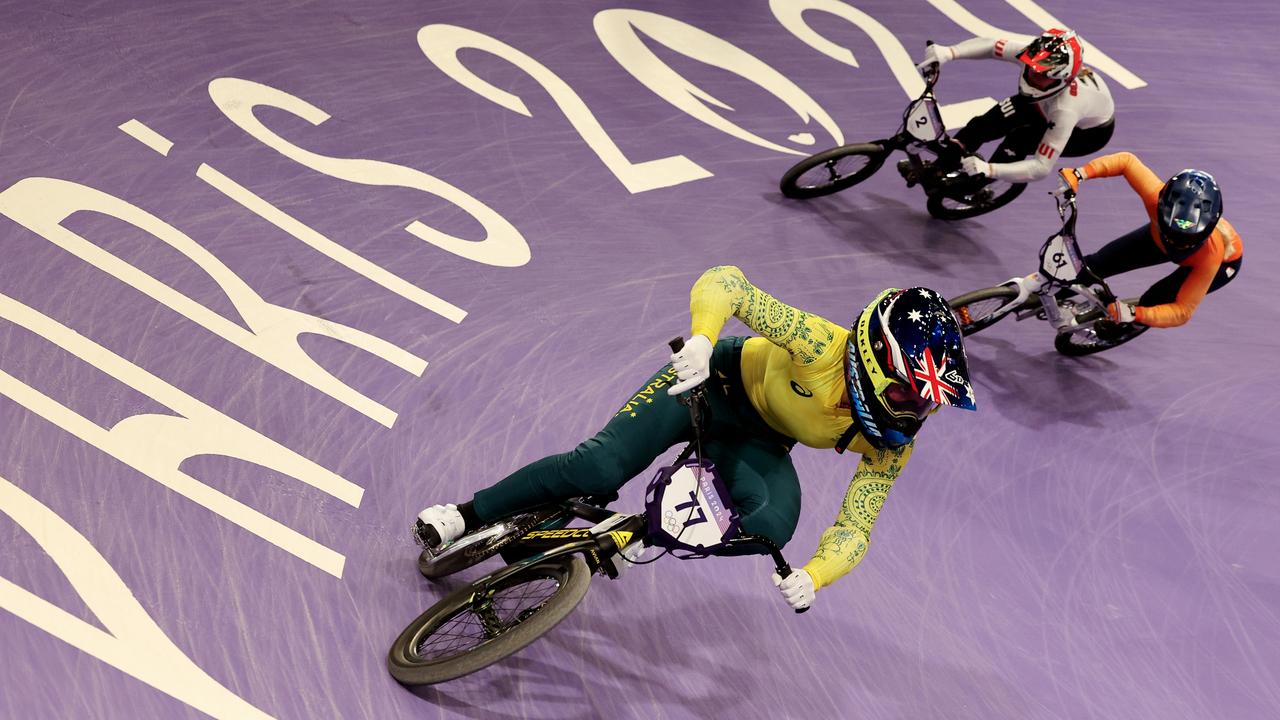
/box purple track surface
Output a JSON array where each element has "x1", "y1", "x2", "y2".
[{"x1": 2, "y1": 1, "x2": 1278, "y2": 718}]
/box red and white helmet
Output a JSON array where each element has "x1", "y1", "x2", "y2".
[{"x1": 1016, "y1": 28, "x2": 1083, "y2": 100}]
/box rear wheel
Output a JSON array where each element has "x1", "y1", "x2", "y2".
[
  {"x1": 388, "y1": 556, "x2": 591, "y2": 685},
  {"x1": 948, "y1": 286, "x2": 1025, "y2": 336},
  {"x1": 927, "y1": 177, "x2": 1027, "y2": 220},
  {"x1": 779, "y1": 143, "x2": 889, "y2": 199}
]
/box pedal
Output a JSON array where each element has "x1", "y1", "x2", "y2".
[
  {"x1": 413, "y1": 519, "x2": 443, "y2": 551},
  {"x1": 940, "y1": 172, "x2": 987, "y2": 199},
  {"x1": 1094, "y1": 320, "x2": 1126, "y2": 342}
]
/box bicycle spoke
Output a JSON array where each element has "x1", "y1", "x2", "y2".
[
  {"x1": 411, "y1": 574, "x2": 563, "y2": 662},
  {"x1": 955, "y1": 297, "x2": 1007, "y2": 328}
]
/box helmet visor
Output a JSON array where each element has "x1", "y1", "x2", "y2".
[
  {"x1": 1023, "y1": 67, "x2": 1058, "y2": 91},
  {"x1": 882, "y1": 380, "x2": 939, "y2": 421}
]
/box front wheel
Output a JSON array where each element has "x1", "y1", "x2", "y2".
[
  {"x1": 926, "y1": 177, "x2": 1027, "y2": 220},
  {"x1": 1053, "y1": 305, "x2": 1149, "y2": 356},
  {"x1": 949, "y1": 286, "x2": 1025, "y2": 336},
  {"x1": 779, "y1": 143, "x2": 890, "y2": 199},
  {"x1": 389, "y1": 555, "x2": 591, "y2": 685}
]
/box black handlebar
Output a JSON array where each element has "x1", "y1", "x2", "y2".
[
  {"x1": 1055, "y1": 191, "x2": 1080, "y2": 236},
  {"x1": 726, "y1": 534, "x2": 809, "y2": 615},
  {"x1": 921, "y1": 39, "x2": 941, "y2": 85}
]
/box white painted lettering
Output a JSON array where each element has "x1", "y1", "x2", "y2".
[
  {"x1": 417, "y1": 24, "x2": 712, "y2": 193},
  {"x1": 0, "y1": 293, "x2": 357, "y2": 577},
  {"x1": 0, "y1": 177, "x2": 424, "y2": 428},
  {"x1": 770, "y1": 0, "x2": 995, "y2": 129},
  {"x1": 0, "y1": 475, "x2": 275, "y2": 719},
  {"x1": 595, "y1": 9, "x2": 844, "y2": 155},
  {"x1": 208, "y1": 77, "x2": 531, "y2": 266}
]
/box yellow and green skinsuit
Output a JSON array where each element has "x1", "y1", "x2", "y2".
[
  {"x1": 472, "y1": 265, "x2": 909, "y2": 591},
  {"x1": 689, "y1": 266, "x2": 912, "y2": 590}
]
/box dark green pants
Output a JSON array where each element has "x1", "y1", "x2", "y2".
[{"x1": 472, "y1": 337, "x2": 802, "y2": 549}]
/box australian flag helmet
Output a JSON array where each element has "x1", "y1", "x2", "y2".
[{"x1": 845, "y1": 288, "x2": 977, "y2": 449}]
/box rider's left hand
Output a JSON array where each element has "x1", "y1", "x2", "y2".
[
  {"x1": 667, "y1": 334, "x2": 714, "y2": 395},
  {"x1": 915, "y1": 44, "x2": 954, "y2": 75},
  {"x1": 960, "y1": 155, "x2": 992, "y2": 178},
  {"x1": 1108, "y1": 300, "x2": 1138, "y2": 324},
  {"x1": 771, "y1": 569, "x2": 815, "y2": 610}
]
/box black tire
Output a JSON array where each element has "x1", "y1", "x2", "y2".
[
  {"x1": 1053, "y1": 302, "x2": 1149, "y2": 356},
  {"x1": 388, "y1": 556, "x2": 591, "y2": 685},
  {"x1": 926, "y1": 178, "x2": 1027, "y2": 220},
  {"x1": 418, "y1": 507, "x2": 564, "y2": 580},
  {"x1": 948, "y1": 286, "x2": 1024, "y2": 336},
  {"x1": 779, "y1": 143, "x2": 889, "y2": 199}
]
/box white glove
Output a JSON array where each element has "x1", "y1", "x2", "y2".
[
  {"x1": 915, "y1": 44, "x2": 954, "y2": 74},
  {"x1": 667, "y1": 334, "x2": 714, "y2": 395},
  {"x1": 1108, "y1": 300, "x2": 1137, "y2": 324},
  {"x1": 1050, "y1": 168, "x2": 1085, "y2": 198},
  {"x1": 771, "y1": 569, "x2": 815, "y2": 610},
  {"x1": 960, "y1": 155, "x2": 992, "y2": 178}
]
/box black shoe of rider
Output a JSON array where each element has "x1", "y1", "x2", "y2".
[
  {"x1": 896, "y1": 159, "x2": 918, "y2": 187},
  {"x1": 942, "y1": 171, "x2": 993, "y2": 198},
  {"x1": 1094, "y1": 320, "x2": 1127, "y2": 342}
]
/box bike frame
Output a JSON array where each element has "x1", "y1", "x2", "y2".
[
  {"x1": 882, "y1": 65, "x2": 954, "y2": 177},
  {"x1": 462, "y1": 499, "x2": 796, "y2": 613},
  {"x1": 987, "y1": 194, "x2": 1121, "y2": 333},
  {"x1": 458, "y1": 337, "x2": 801, "y2": 615}
]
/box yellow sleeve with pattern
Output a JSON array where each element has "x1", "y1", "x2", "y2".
[
  {"x1": 688, "y1": 266, "x2": 836, "y2": 365},
  {"x1": 803, "y1": 442, "x2": 913, "y2": 590}
]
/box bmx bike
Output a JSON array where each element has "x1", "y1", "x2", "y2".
[
  {"x1": 947, "y1": 192, "x2": 1148, "y2": 356},
  {"x1": 388, "y1": 339, "x2": 802, "y2": 686},
  {"x1": 779, "y1": 43, "x2": 1026, "y2": 220}
]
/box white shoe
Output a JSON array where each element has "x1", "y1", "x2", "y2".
[{"x1": 416, "y1": 504, "x2": 465, "y2": 548}]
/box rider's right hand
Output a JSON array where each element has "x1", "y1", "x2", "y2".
[
  {"x1": 915, "y1": 44, "x2": 953, "y2": 75},
  {"x1": 1108, "y1": 300, "x2": 1138, "y2": 324},
  {"x1": 772, "y1": 569, "x2": 815, "y2": 610},
  {"x1": 667, "y1": 334, "x2": 714, "y2": 395}
]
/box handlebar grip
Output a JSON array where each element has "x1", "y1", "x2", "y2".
[
  {"x1": 774, "y1": 560, "x2": 809, "y2": 614},
  {"x1": 668, "y1": 336, "x2": 684, "y2": 353}
]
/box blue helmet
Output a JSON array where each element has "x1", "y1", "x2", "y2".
[
  {"x1": 845, "y1": 288, "x2": 977, "y2": 450},
  {"x1": 1157, "y1": 170, "x2": 1222, "y2": 262}
]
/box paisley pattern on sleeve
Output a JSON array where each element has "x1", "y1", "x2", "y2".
[
  {"x1": 803, "y1": 443, "x2": 912, "y2": 590},
  {"x1": 689, "y1": 265, "x2": 835, "y2": 365}
]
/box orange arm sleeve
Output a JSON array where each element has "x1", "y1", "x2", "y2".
[
  {"x1": 1134, "y1": 245, "x2": 1222, "y2": 328},
  {"x1": 1081, "y1": 151, "x2": 1164, "y2": 207}
]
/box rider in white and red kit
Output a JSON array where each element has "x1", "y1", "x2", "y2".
[{"x1": 916, "y1": 28, "x2": 1115, "y2": 184}]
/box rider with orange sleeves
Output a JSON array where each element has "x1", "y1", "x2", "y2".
[{"x1": 1056, "y1": 152, "x2": 1242, "y2": 327}]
